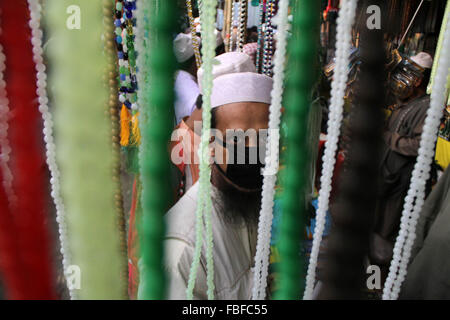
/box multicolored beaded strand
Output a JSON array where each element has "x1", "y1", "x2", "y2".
[
  {"x1": 115, "y1": 0, "x2": 138, "y2": 112},
  {"x1": 186, "y1": 0, "x2": 202, "y2": 69}
]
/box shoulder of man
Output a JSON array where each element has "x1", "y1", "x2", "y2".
[
  {"x1": 409, "y1": 94, "x2": 430, "y2": 109},
  {"x1": 165, "y1": 182, "x2": 200, "y2": 246}
]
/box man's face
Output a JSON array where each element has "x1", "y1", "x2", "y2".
[
  {"x1": 213, "y1": 102, "x2": 270, "y2": 173},
  {"x1": 211, "y1": 101, "x2": 269, "y2": 225}
]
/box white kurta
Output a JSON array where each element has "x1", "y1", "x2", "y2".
[
  {"x1": 164, "y1": 182, "x2": 257, "y2": 300},
  {"x1": 174, "y1": 70, "x2": 200, "y2": 125}
]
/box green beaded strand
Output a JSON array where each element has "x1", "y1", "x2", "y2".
[
  {"x1": 186, "y1": 0, "x2": 216, "y2": 301},
  {"x1": 137, "y1": 0, "x2": 176, "y2": 300},
  {"x1": 275, "y1": 0, "x2": 320, "y2": 300}
]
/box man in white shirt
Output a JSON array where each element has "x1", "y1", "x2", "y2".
[
  {"x1": 173, "y1": 33, "x2": 201, "y2": 125},
  {"x1": 173, "y1": 30, "x2": 225, "y2": 125},
  {"x1": 164, "y1": 53, "x2": 273, "y2": 299}
]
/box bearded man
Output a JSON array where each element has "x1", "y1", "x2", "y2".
[{"x1": 164, "y1": 53, "x2": 273, "y2": 299}]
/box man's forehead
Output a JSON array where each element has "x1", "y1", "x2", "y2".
[
  {"x1": 215, "y1": 102, "x2": 269, "y2": 121},
  {"x1": 215, "y1": 105, "x2": 269, "y2": 135}
]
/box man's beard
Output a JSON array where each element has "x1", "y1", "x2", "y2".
[{"x1": 211, "y1": 163, "x2": 262, "y2": 227}]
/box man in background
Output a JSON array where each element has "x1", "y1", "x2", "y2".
[{"x1": 370, "y1": 52, "x2": 435, "y2": 279}]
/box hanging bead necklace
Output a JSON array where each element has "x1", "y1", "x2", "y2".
[
  {"x1": 47, "y1": 0, "x2": 127, "y2": 299},
  {"x1": 1, "y1": 0, "x2": 56, "y2": 299},
  {"x1": 252, "y1": 0, "x2": 289, "y2": 301},
  {"x1": 105, "y1": 0, "x2": 128, "y2": 299},
  {"x1": 274, "y1": 0, "x2": 320, "y2": 300},
  {"x1": 186, "y1": 0, "x2": 202, "y2": 69},
  {"x1": 383, "y1": 14, "x2": 450, "y2": 301},
  {"x1": 262, "y1": 0, "x2": 275, "y2": 77},
  {"x1": 255, "y1": 0, "x2": 265, "y2": 72},
  {"x1": 0, "y1": 24, "x2": 29, "y2": 302},
  {"x1": 237, "y1": 0, "x2": 247, "y2": 52},
  {"x1": 186, "y1": 0, "x2": 216, "y2": 301},
  {"x1": 115, "y1": 0, "x2": 138, "y2": 111},
  {"x1": 135, "y1": 0, "x2": 176, "y2": 299},
  {"x1": 26, "y1": 0, "x2": 75, "y2": 299},
  {"x1": 229, "y1": 0, "x2": 237, "y2": 52},
  {"x1": 0, "y1": 37, "x2": 14, "y2": 206},
  {"x1": 303, "y1": 0, "x2": 359, "y2": 300},
  {"x1": 115, "y1": 0, "x2": 142, "y2": 147}
]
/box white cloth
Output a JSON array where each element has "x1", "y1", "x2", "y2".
[
  {"x1": 174, "y1": 33, "x2": 200, "y2": 63},
  {"x1": 174, "y1": 70, "x2": 200, "y2": 125},
  {"x1": 164, "y1": 182, "x2": 257, "y2": 300}
]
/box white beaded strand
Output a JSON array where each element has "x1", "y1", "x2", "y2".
[
  {"x1": 0, "y1": 38, "x2": 14, "y2": 206},
  {"x1": 383, "y1": 15, "x2": 450, "y2": 301},
  {"x1": 303, "y1": 0, "x2": 358, "y2": 300},
  {"x1": 251, "y1": 0, "x2": 289, "y2": 301},
  {"x1": 27, "y1": 0, "x2": 75, "y2": 300}
]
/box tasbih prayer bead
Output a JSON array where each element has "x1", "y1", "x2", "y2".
[
  {"x1": 255, "y1": 0, "x2": 264, "y2": 72},
  {"x1": 0, "y1": 23, "x2": 28, "y2": 302},
  {"x1": 47, "y1": 0, "x2": 127, "y2": 299},
  {"x1": 262, "y1": 0, "x2": 275, "y2": 77},
  {"x1": 104, "y1": 0, "x2": 128, "y2": 299},
  {"x1": 229, "y1": 1, "x2": 236, "y2": 52},
  {"x1": 303, "y1": 0, "x2": 359, "y2": 300},
  {"x1": 1, "y1": 0, "x2": 56, "y2": 299},
  {"x1": 186, "y1": 0, "x2": 216, "y2": 301},
  {"x1": 383, "y1": 13, "x2": 450, "y2": 301},
  {"x1": 316, "y1": 6, "x2": 386, "y2": 299},
  {"x1": 0, "y1": 35, "x2": 14, "y2": 206},
  {"x1": 186, "y1": 0, "x2": 202, "y2": 69},
  {"x1": 274, "y1": 0, "x2": 320, "y2": 300},
  {"x1": 115, "y1": 0, "x2": 138, "y2": 111},
  {"x1": 27, "y1": 0, "x2": 75, "y2": 299},
  {"x1": 136, "y1": 0, "x2": 176, "y2": 300},
  {"x1": 237, "y1": 0, "x2": 247, "y2": 52},
  {"x1": 252, "y1": 0, "x2": 290, "y2": 301}
]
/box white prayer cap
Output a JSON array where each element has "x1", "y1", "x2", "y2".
[
  {"x1": 173, "y1": 33, "x2": 200, "y2": 63},
  {"x1": 197, "y1": 52, "x2": 256, "y2": 92},
  {"x1": 411, "y1": 52, "x2": 433, "y2": 69},
  {"x1": 210, "y1": 72, "x2": 273, "y2": 109}
]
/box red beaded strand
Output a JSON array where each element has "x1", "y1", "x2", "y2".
[{"x1": 0, "y1": 0, "x2": 56, "y2": 299}]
